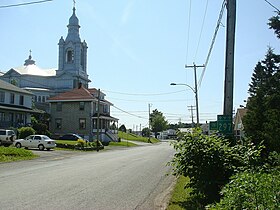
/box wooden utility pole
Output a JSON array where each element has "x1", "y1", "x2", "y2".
[
  {"x1": 96, "y1": 89, "x2": 101, "y2": 151},
  {"x1": 185, "y1": 63, "x2": 204, "y2": 127},
  {"x1": 188, "y1": 105, "x2": 195, "y2": 127},
  {"x1": 223, "y1": 0, "x2": 236, "y2": 116},
  {"x1": 148, "y1": 103, "x2": 152, "y2": 143}
]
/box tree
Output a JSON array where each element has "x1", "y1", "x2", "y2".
[
  {"x1": 268, "y1": 11, "x2": 280, "y2": 39},
  {"x1": 118, "y1": 124, "x2": 126, "y2": 133},
  {"x1": 149, "y1": 109, "x2": 168, "y2": 138},
  {"x1": 142, "y1": 127, "x2": 150, "y2": 137},
  {"x1": 243, "y1": 48, "x2": 280, "y2": 153}
]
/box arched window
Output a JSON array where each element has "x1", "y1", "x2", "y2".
[{"x1": 66, "y1": 48, "x2": 74, "y2": 63}]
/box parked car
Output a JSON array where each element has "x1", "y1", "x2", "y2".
[
  {"x1": 14, "y1": 135, "x2": 56, "y2": 151},
  {"x1": 0, "y1": 129, "x2": 16, "y2": 147},
  {"x1": 59, "y1": 133, "x2": 85, "y2": 141}
]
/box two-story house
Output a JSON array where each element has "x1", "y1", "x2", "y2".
[
  {"x1": 0, "y1": 79, "x2": 41, "y2": 128},
  {"x1": 48, "y1": 84, "x2": 118, "y2": 142}
]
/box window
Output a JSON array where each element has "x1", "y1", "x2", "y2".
[
  {"x1": 55, "y1": 119, "x2": 62, "y2": 129},
  {"x1": 79, "y1": 102, "x2": 85, "y2": 111},
  {"x1": 19, "y1": 95, "x2": 24, "y2": 105},
  {"x1": 0, "y1": 91, "x2": 5, "y2": 103},
  {"x1": 0, "y1": 112, "x2": 5, "y2": 121},
  {"x1": 79, "y1": 118, "x2": 86, "y2": 129},
  {"x1": 66, "y1": 49, "x2": 74, "y2": 63},
  {"x1": 10, "y1": 93, "x2": 15, "y2": 104},
  {"x1": 56, "y1": 102, "x2": 62, "y2": 111},
  {"x1": 42, "y1": 96, "x2": 46, "y2": 102}
]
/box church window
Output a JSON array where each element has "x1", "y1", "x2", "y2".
[
  {"x1": 80, "y1": 49, "x2": 84, "y2": 69},
  {"x1": 38, "y1": 96, "x2": 41, "y2": 102},
  {"x1": 55, "y1": 118, "x2": 62, "y2": 129},
  {"x1": 0, "y1": 91, "x2": 5, "y2": 103},
  {"x1": 66, "y1": 49, "x2": 74, "y2": 63}
]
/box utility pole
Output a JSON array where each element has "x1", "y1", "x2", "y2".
[
  {"x1": 223, "y1": 0, "x2": 236, "y2": 116},
  {"x1": 148, "y1": 103, "x2": 152, "y2": 143},
  {"x1": 188, "y1": 105, "x2": 195, "y2": 128},
  {"x1": 96, "y1": 89, "x2": 101, "y2": 151},
  {"x1": 185, "y1": 63, "x2": 204, "y2": 127}
]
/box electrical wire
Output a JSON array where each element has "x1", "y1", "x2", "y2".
[
  {"x1": 264, "y1": 0, "x2": 280, "y2": 12},
  {"x1": 101, "y1": 89, "x2": 186, "y2": 96},
  {"x1": 198, "y1": 0, "x2": 227, "y2": 89},
  {"x1": 194, "y1": 0, "x2": 209, "y2": 61},
  {"x1": 0, "y1": 0, "x2": 52, "y2": 9},
  {"x1": 112, "y1": 105, "x2": 148, "y2": 120}
]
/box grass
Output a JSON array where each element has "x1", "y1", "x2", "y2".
[
  {"x1": 0, "y1": 146, "x2": 38, "y2": 162},
  {"x1": 118, "y1": 131, "x2": 159, "y2": 143},
  {"x1": 108, "y1": 141, "x2": 137, "y2": 147},
  {"x1": 167, "y1": 176, "x2": 203, "y2": 210}
]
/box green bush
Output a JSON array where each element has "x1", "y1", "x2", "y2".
[
  {"x1": 169, "y1": 130, "x2": 263, "y2": 205},
  {"x1": 209, "y1": 170, "x2": 280, "y2": 209},
  {"x1": 18, "y1": 127, "x2": 35, "y2": 139}
]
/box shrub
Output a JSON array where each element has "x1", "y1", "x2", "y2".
[
  {"x1": 209, "y1": 170, "x2": 280, "y2": 209},
  {"x1": 18, "y1": 127, "x2": 35, "y2": 139},
  {"x1": 169, "y1": 129, "x2": 263, "y2": 205}
]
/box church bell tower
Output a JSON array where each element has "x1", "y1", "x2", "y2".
[{"x1": 57, "y1": 4, "x2": 90, "y2": 89}]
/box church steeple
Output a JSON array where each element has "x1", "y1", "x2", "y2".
[{"x1": 57, "y1": 2, "x2": 89, "y2": 89}]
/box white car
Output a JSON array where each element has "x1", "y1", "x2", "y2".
[{"x1": 14, "y1": 135, "x2": 56, "y2": 151}]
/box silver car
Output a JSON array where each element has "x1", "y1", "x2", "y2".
[{"x1": 14, "y1": 135, "x2": 56, "y2": 151}]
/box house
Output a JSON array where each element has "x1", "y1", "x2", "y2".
[
  {"x1": 233, "y1": 108, "x2": 247, "y2": 140},
  {"x1": 48, "y1": 84, "x2": 118, "y2": 142},
  {"x1": 0, "y1": 79, "x2": 42, "y2": 128}
]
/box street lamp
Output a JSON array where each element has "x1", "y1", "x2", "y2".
[{"x1": 170, "y1": 82, "x2": 199, "y2": 127}]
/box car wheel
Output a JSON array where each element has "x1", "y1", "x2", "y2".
[
  {"x1": 15, "y1": 143, "x2": 22, "y2": 148},
  {"x1": 38, "y1": 144, "x2": 45, "y2": 151}
]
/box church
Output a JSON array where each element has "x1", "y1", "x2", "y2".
[
  {"x1": 0, "y1": 5, "x2": 119, "y2": 142},
  {"x1": 0, "y1": 6, "x2": 90, "y2": 107}
]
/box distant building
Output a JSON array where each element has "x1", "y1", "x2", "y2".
[
  {"x1": 0, "y1": 79, "x2": 42, "y2": 128},
  {"x1": 234, "y1": 108, "x2": 247, "y2": 140},
  {"x1": 0, "y1": 6, "x2": 90, "y2": 111},
  {"x1": 48, "y1": 84, "x2": 118, "y2": 142}
]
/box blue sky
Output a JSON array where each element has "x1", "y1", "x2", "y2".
[{"x1": 0, "y1": 0, "x2": 279, "y2": 130}]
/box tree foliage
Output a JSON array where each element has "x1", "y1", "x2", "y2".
[
  {"x1": 118, "y1": 124, "x2": 127, "y2": 133},
  {"x1": 169, "y1": 130, "x2": 263, "y2": 205},
  {"x1": 209, "y1": 170, "x2": 280, "y2": 209},
  {"x1": 268, "y1": 11, "x2": 280, "y2": 39},
  {"x1": 150, "y1": 109, "x2": 168, "y2": 137},
  {"x1": 243, "y1": 48, "x2": 280, "y2": 153}
]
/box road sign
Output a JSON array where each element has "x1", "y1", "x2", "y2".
[
  {"x1": 217, "y1": 115, "x2": 232, "y2": 135},
  {"x1": 209, "y1": 121, "x2": 218, "y2": 130}
]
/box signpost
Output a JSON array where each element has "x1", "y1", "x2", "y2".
[{"x1": 217, "y1": 115, "x2": 232, "y2": 135}]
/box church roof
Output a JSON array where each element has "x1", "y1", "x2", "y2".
[
  {"x1": 0, "y1": 79, "x2": 33, "y2": 95},
  {"x1": 11, "y1": 54, "x2": 56, "y2": 76}
]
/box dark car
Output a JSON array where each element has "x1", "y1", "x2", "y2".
[{"x1": 59, "y1": 134, "x2": 85, "y2": 141}]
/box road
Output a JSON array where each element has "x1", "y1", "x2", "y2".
[{"x1": 0, "y1": 141, "x2": 175, "y2": 210}]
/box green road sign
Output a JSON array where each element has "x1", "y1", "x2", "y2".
[
  {"x1": 217, "y1": 115, "x2": 232, "y2": 134},
  {"x1": 209, "y1": 121, "x2": 218, "y2": 130}
]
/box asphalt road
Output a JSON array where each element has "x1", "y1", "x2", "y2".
[{"x1": 0, "y1": 141, "x2": 175, "y2": 210}]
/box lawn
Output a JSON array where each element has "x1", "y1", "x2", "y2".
[
  {"x1": 167, "y1": 176, "x2": 199, "y2": 210},
  {"x1": 0, "y1": 147, "x2": 38, "y2": 162},
  {"x1": 118, "y1": 131, "x2": 159, "y2": 143}
]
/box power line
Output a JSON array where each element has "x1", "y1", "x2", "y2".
[
  {"x1": 102, "y1": 89, "x2": 186, "y2": 96},
  {"x1": 0, "y1": 0, "x2": 52, "y2": 9},
  {"x1": 194, "y1": 0, "x2": 209, "y2": 61},
  {"x1": 198, "y1": 0, "x2": 227, "y2": 89},
  {"x1": 264, "y1": 0, "x2": 280, "y2": 12},
  {"x1": 112, "y1": 105, "x2": 148, "y2": 120}
]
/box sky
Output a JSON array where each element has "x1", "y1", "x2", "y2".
[{"x1": 0, "y1": 0, "x2": 279, "y2": 130}]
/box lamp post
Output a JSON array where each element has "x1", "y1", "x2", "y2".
[{"x1": 170, "y1": 83, "x2": 199, "y2": 127}]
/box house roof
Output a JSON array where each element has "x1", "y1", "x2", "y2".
[
  {"x1": 0, "y1": 79, "x2": 33, "y2": 95},
  {"x1": 48, "y1": 85, "x2": 94, "y2": 101},
  {"x1": 48, "y1": 85, "x2": 113, "y2": 105}
]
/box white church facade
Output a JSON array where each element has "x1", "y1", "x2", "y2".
[{"x1": 0, "y1": 7, "x2": 90, "y2": 107}]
